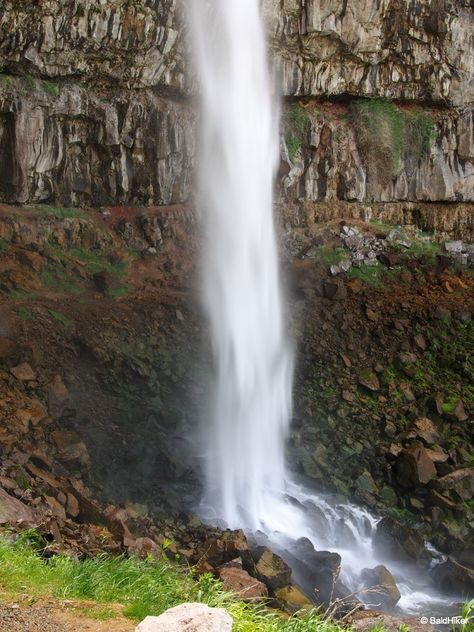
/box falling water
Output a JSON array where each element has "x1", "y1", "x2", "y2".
[
  {"x1": 189, "y1": 0, "x2": 293, "y2": 529},
  {"x1": 188, "y1": 0, "x2": 461, "y2": 616}
]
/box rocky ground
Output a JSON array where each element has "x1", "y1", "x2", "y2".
[{"x1": 0, "y1": 203, "x2": 472, "y2": 625}]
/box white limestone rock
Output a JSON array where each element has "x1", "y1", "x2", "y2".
[{"x1": 135, "y1": 603, "x2": 233, "y2": 632}]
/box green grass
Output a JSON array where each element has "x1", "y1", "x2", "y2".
[
  {"x1": 313, "y1": 245, "x2": 349, "y2": 267},
  {"x1": 68, "y1": 247, "x2": 126, "y2": 276},
  {"x1": 40, "y1": 264, "x2": 82, "y2": 294},
  {"x1": 0, "y1": 536, "x2": 346, "y2": 632},
  {"x1": 36, "y1": 205, "x2": 87, "y2": 220},
  {"x1": 347, "y1": 265, "x2": 383, "y2": 287},
  {"x1": 23, "y1": 75, "x2": 37, "y2": 91}
]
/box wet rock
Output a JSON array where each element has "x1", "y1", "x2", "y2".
[
  {"x1": 218, "y1": 566, "x2": 268, "y2": 602},
  {"x1": 274, "y1": 584, "x2": 313, "y2": 614},
  {"x1": 430, "y1": 558, "x2": 474, "y2": 594},
  {"x1": 253, "y1": 547, "x2": 292, "y2": 590},
  {"x1": 360, "y1": 565, "x2": 401, "y2": 609},
  {"x1": 10, "y1": 362, "x2": 36, "y2": 381},
  {"x1": 288, "y1": 538, "x2": 342, "y2": 605},
  {"x1": 135, "y1": 603, "x2": 233, "y2": 632},
  {"x1": 373, "y1": 517, "x2": 431, "y2": 564},
  {"x1": 395, "y1": 446, "x2": 437, "y2": 487},
  {"x1": 413, "y1": 418, "x2": 440, "y2": 445}
]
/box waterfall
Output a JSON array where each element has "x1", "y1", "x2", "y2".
[
  {"x1": 188, "y1": 0, "x2": 459, "y2": 617},
  {"x1": 189, "y1": 0, "x2": 294, "y2": 529}
]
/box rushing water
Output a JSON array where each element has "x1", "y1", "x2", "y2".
[{"x1": 189, "y1": 0, "x2": 461, "y2": 617}]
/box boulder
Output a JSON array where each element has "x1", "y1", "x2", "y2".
[
  {"x1": 430, "y1": 558, "x2": 474, "y2": 594},
  {"x1": 218, "y1": 566, "x2": 267, "y2": 602},
  {"x1": 135, "y1": 603, "x2": 233, "y2": 632},
  {"x1": 252, "y1": 547, "x2": 292, "y2": 590},
  {"x1": 360, "y1": 565, "x2": 401, "y2": 609},
  {"x1": 358, "y1": 369, "x2": 380, "y2": 392},
  {"x1": 395, "y1": 446, "x2": 437, "y2": 487},
  {"x1": 274, "y1": 584, "x2": 313, "y2": 614},
  {"x1": 127, "y1": 537, "x2": 162, "y2": 559}
]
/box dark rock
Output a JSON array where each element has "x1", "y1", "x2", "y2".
[
  {"x1": 360, "y1": 565, "x2": 401, "y2": 609},
  {"x1": 93, "y1": 271, "x2": 121, "y2": 294},
  {"x1": 436, "y1": 468, "x2": 474, "y2": 502},
  {"x1": 201, "y1": 529, "x2": 251, "y2": 569}
]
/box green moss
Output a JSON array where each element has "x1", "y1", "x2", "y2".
[
  {"x1": 405, "y1": 111, "x2": 437, "y2": 159},
  {"x1": 347, "y1": 266, "x2": 383, "y2": 287},
  {"x1": 40, "y1": 264, "x2": 82, "y2": 294},
  {"x1": 68, "y1": 247, "x2": 126, "y2": 277},
  {"x1": 0, "y1": 73, "x2": 12, "y2": 88}
]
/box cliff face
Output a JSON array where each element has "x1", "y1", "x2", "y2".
[{"x1": 0, "y1": 0, "x2": 473, "y2": 232}]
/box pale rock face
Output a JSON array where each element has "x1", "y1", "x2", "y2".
[
  {"x1": 0, "y1": 0, "x2": 473, "y2": 216},
  {"x1": 135, "y1": 603, "x2": 233, "y2": 632}
]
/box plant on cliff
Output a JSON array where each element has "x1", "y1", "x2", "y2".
[
  {"x1": 351, "y1": 98, "x2": 404, "y2": 180},
  {"x1": 284, "y1": 104, "x2": 311, "y2": 164}
]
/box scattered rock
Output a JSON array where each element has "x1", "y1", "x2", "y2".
[
  {"x1": 413, "y1": 418, "x2": 439, "y2": 445},
  {"x1": 51, "y1": 430, "x2": 91, "y2": 468},
  {"x1": 218, "y1": 566, "x2": 267, "y2": 602},
  {"x1": 323, "y1": 278, "x2": 347, "y2": 300},
  {"x1": 358, "y1": 369, "x2": 380, "y2": 392},
  {"x1": 436, "y1": 468, "x2": 474, "y2": 502},
  {"x1": 444, "y1": 240, "x2": 463, "y2": 253},
  {"x1": 10, "y1": 363, "x2": 36, "y2": 381},
  {"x1": 135, "y1": 603, "x2": 233, "y2": 632},
  {"x1": 0, "y1": 487, "x2": 35, "y2": 526},
  {"x1": 395, "y1": 446, "x2": 437, "y2": 487}
]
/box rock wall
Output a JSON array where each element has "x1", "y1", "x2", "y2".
[{"x1": 0, "y1": 0, "x2": 473, "y2": 224}]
